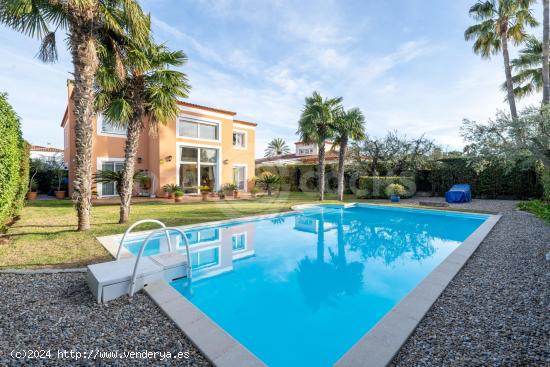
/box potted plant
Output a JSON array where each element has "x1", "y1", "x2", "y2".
[
  {"x1": 27, "y1": 158, "x2": 42, "y2": 200},
  {"x1": 223, "y1": 183, "x2": 239, "y2": 199},
  {"x1": 174, "y1": 188, "x2": 184, "y2": 203},
  {"x1": 163, "y1": 183, "x2": 179, "y2": 199},
  {"x1": 250, "y1": 186, "x2": 260, "y2": 198},
  {"x1": 217, "y1": 190, "x2": 226, "y2": 200},
  {"x1": 255, "y1": 172, "x2": 281, "y2": 196},
  {"x1": 50, "y1": 154, "x2": 66, "y2": 199},
  {"x1": 198, "y1": 185, "x2": 211, "y2": 201},
  {"x1": 26, "y1": 177, "x2": 38, "y2": 200},
  {"x1": 385, "y1": 183, "x2": 406, "y2": 203}
]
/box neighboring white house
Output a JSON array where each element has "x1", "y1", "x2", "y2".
[
  {"x1": 30, "y1": 145, "x2": 64, "y2": 163},
  {"x1": 256, "y1": 141, "x2": 338, "y2": 166}
]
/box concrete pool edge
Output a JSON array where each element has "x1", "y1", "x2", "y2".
[
  {"x1": 145, "y1": 280, "x2": 266, "y2": 367},
  {"x1": 334, "y1": 213, "x2": 502, "y2": 367}
]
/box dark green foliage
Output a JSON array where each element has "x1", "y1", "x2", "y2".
[
  {"x1": 420, "y1": 158, "x2": 541, "y2": 199},
  {"x1": 13, "y1": 142, "x2": 30, "y2": 217},
  {"x1": 257, "y1": 164, "x2": 354, "y2": 193},
  {"x1": 357, "y1": 176, "x2": 416, "y2": 198},
  {"x1": 0, "y1": 93, "x2": 28, "y2": 231},
  {"x1": 518, "y1": 200, "x2": 550, "y2": 223}
]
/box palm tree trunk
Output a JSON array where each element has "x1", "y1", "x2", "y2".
[
  {"x1": 337, "y1": 135, "x2": 348, "y2": 201},
  {"x1": 68, "y1": 10, "x2": 99, "y2": 231},
  {"x1": 119, "y1": 83, "x2": 145, "y2": 224},
  {"x1": 501, "y1": 33, "x2": 518, "y2": 119},
  {"x1": 543, "y1": 0, "x2": 550, "y2": 105},
  {"x1": 318, "y1": 142, "x2": 326, "y2": 201},
  {"x1": 118, "y1": 118, "x2": 142, "y2": 223}
]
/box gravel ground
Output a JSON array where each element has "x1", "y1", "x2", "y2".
[
  {"x1": 392, "y1": 199, "x2": 550, "y2": 366},
  {"x1": 1, "y1": 199, "x2": 548, "y2": 366},
  {"x1": 0, "y1": 273, "x2": 211, "y2": 366}
]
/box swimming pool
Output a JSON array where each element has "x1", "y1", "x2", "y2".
[{"x1": 122, "y1": 204, "x2": 489, "y2": 366}]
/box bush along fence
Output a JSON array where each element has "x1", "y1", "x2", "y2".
[
  {"x1": 356, "y1": 176, "x2": 416, "y2": 199},
  {"x1": 257, "y1": 164, "x2": 355, "y2": 194},
  {"x1": 416, "y1": 158, "x2": 542, "y2": 199},
  {"x1": 0, "y1": 93, "x2": 30, "y2": 231}
]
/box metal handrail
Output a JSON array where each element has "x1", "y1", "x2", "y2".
[
  {"x1": 128, "y1": 227, "x2": 192, "y2": 297},
  {"x1": 116, "y1": 219, "x2": 172, "y2": 260}
]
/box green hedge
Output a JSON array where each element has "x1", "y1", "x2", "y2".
[
  {"x1": 257, "y1": 164, "x2": 353, "y2": 193},
  {"x1": 418, "y1": 158, "x2": 541, "y2": 199},
  {"x1": 357, "y1": 176, "x2": 416, "y2": 198},
  {"x1": 0, "y1": 93, "x2": 28, "y2": 231}
]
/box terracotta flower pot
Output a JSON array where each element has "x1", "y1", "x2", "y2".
[
  {"x1": 174, "y1": 195, "x2": 183, "y2": 203},
  {"x1": 54, "y1": 191, "x2": 66, "y2": 199},
  {"x1": 166, "y1": 192, "x2": 174, "y2": 199},
  {"x1": 26, "y1": 191, "x2": 38, "y2": 200},
  {"x1": 233, "y1": 190, "x2": 239, "y2": 199},
  {"x1": 201, "y1": 192, "x2": 209, "y2": 201}
]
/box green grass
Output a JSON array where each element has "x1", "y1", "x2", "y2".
[
  {"x1": 518, "y1": 199, "x2": 550, "y2": 223},
  {"x1": 0, "y1": 192, "x2": 351, "y2": 269}
]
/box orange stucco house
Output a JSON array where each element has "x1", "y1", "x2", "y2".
[{"x1": 61, "y1": 81, "x2": 256, "y2": 198}]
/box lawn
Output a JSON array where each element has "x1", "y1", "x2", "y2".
[
  {"x1": 518, "y1": 199, "x2": 550, "y2": 223},
  {"x1": 0, "y1": 192, "x2": 350, "y2": 269}
]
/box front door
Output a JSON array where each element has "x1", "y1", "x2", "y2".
[{"x1": 179, "y1": 146, "x2": 218, "y2": 193}]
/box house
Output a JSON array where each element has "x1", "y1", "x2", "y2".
[
  {"x1": 256, "y1": 141, "x2": 339, "y2": 167},
  {"x1": 61, "y1": 81, "x2": 256, "y2": 198},
  {"x1": 30, "y1": 144, "x2": 63, "y2": 163}
]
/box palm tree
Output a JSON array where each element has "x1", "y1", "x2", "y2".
[
  {"x1": 94, "y1": 169, "x2": 147, "y2": 196},
  {"x1": 332, "y1": 108, "x2": 366, "y2": 201},
  {"x1": 465, "y1": 0, "x2": 538, "y2": 119},
  {"x1": 96, "y1": 41, "x2": 190, "y2": 223},
  {"x1": 0, "y1": 0, "x2": 149, "y2": 230},
  {"x1": 264, "y1": 138, "x2": 290, "y2": 157},
  {"x1": 543, "y1": 0, "x2": 550, "y2": 104},
  {"x1": 504, "y1": 36, "x2": 550, "y2": 98},
  {"x1": 297, "y1": 92, "x2": 343, "y2": 200}
]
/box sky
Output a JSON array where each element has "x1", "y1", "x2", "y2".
[{"x1": 0, "y1": 0, "x2": 543, "y2": 157}]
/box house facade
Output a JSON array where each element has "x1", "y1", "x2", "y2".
[
  {"x1": 62, "y1": 81, "x2": 256, "y2": 198},
  {"x1": 30, "y1": 145, "x2": 64, "y2": 164}
]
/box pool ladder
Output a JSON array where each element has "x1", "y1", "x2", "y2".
[{"x1": 118, "y1": 219, "x2": 193, "y2": 297}]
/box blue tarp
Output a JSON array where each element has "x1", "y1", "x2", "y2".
[{"x1": 445, "y1": 184, "x2": 472, "y2": 203}]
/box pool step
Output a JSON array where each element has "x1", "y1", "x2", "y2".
[{"x1": 87, "y1": 253, "x2": 188, "y2": 303}]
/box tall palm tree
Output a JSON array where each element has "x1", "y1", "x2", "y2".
[
  {"x1": 297, "y1": 91, "x2": 342, "y2": 200},
  {"x1": 504, "y1": 36, "x2": 550, "y2": 98},
  {"x1": 0, "y1": 0, "x2": 149, "y2": 231},
  {"x1": 264, "y1": 138, "x2": 290, "y2": 157},
  {"x1": 543, "y1": 0, "x2": 550, "y2": 104},
  {"x1": 332, "y1": 108, "x2": 366, "y2": 201},
  {"x1": 96, "y1": 41, "x2": 190, "y2": 223},
  {"x1": 465, "y1": 0, "x2": 538, "y2": 119}
]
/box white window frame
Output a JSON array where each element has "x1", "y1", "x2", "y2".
[
  {"x1": 96, "y1": 157, "x2": 125, "y2": 197},
  {"x1": 190, "y1": 245, "x2": 222, "y2": 271},
  {"x1": 177, "y1": 115, "x2": 221, "y2": 143},
  {"x1": 232, "y1": 164, "x2": 247, "y2": 192},
  {"x1": 232, "y1": 129, "x2": 247, "y2": 150},
  {"x1": 96, "y1": 114, "x2": 127, "y2": 138},
  {"x1": 176, "y1": 142, "x2": 222, "y2": 193},
  {"x1": 231, "y1": 232, "x2": 247, "y2": 253}
]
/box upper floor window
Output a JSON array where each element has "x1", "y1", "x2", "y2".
[
  {"x1": 98, "y1": 114, "x2": 127, "y2": 135},
  {"x1": 233, "y1": 131, "x2": 246, "y2": 148},
  {"x1": 178, "y1": 117, "x2": 219, "y2": 140},
  {"x1": 298, "y1": 148, "x2": 313, "y2": 155}
]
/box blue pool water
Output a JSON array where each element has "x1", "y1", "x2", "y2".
[{"x1": 124, "y1": 205, "x2": 488, "y2": 366}]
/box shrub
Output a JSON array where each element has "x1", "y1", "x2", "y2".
[
  {"x1": 357, "y1": 176, "x2": 416, "y2": 198},
  {"x1": 12, "y1": 142, "x2": 30, "y2": 218},
  {"x1": 163, "y1": 183, "x2": 180, "y2": 193},
  {"x1": 0, "y1": 93, "x2": 27, "y2": 231},
  {"x1": 255, "y1": 172, "x2": 281, "y2": 196},
  {"x1": 385, "y1": 183, "x2": 406, "y2": 197}
]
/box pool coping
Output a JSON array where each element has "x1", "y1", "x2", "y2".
[
  {"x1": 334, "y1": 212, "x2": 502, "y2": 367},
  {"x1": 145, "y1": 280, "x2": 266, "y2": 367},
  {"x1": 99, "y1": 202, "x2": 501, "y2": 367}
]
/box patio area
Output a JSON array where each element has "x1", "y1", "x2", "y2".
[{"x1": 1, "y1": 198, "x2": 548, "y2": 365}]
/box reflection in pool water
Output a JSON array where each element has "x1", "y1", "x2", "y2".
[{"x1": 125, "y1": 205, "x2": 487, "y2": 367}]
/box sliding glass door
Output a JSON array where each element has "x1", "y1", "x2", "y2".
[
  {"x1": 101, "y1": 161, "x2": 124, "y2": 196},
  {"x1": 179, "y1": 146, "x2": 218, "y2": 193}
]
